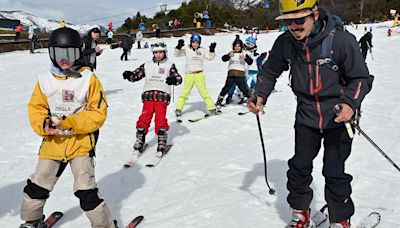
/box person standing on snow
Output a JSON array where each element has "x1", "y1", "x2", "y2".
[
  {"x1": 216, "y1": 39, "x2": 252, "y2": 108},
  {"x1": 359, "y1": 31, "x2": 373, "y2": 61},
  {"x1": 122, "y1": 41, "x2": 182, "y2": 161},
  {"x1": 248, "y1": 0, "x2": 373, "y2": 227},
  {"x1": 15, "y1": 24, "x2": 23, "y2": 41},
  {"x1": 28, "y1": 26, "x2": 37, "y2": 54},
  {"x1": 136, "y1": 30, "x2": 143, "y2": 49},
  {"x1": 174, "y1": 34, "x2": 219, "y2": 118},
  {"x1": 19, "y1": 27, "x2": 116, "y2": 228},
  {"x1": 120, "y1": 31, "x2": 133, "y2": 61},
  {"x1": 82, "y1": 27, "x2": 102, "y2": 71},
  {"x1": 226, "y1": 36, "x2": 260, "y2": 104},
  {"x1": 106, "y1": 29, "x2": 113, "y2": 44}
]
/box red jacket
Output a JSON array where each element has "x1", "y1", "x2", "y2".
[{"x1": 15, "y1": 25, "x2": 23, "y2": 32}]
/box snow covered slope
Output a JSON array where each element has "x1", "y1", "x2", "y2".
[
  {"x1": 0, "y1": 10, "x2": 99, "y2": 34},
  {"x1": 0, "y1": 23, "x2": 399, "y2": 227}
]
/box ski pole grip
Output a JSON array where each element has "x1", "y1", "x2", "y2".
[{"x1": 334, "y1": 104, "x2": 343, "y2": 114}]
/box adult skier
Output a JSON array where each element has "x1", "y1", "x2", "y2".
[
  {"x1": 247, "y1": 0, "x2": 374, "y2": 227},
  {"x1": 82, "y1": 27, "x2": 102, "y2": 71},
  {"x1": 120, "y1": 31, "x2": 133, "y2": 61},
  {"x1": 359, "y1": 31, "x2": 373, "y2": 61},
  {"x1": 216, "y1": 39, "x2": 252, "y2": 108},
  {"x1": 136, "y1": 30, "x2": 143, "y2": 49},
  {"x1": 122, "y1": 41, "x2": 182, "y2": 158},
  {"x1": 174, "y1": 34, "x2": 219, "y2": 118},
  {"x1": 19, "y1": 27, "x2": 115, "y2": 228}
]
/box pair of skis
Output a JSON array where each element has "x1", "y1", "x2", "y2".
[
  {"x1": 124, "y1": 144, "x2": 173, "y2": 168},
  {"x1": 310, "y1": 204, "x2": 380, "y2": 228},
  {"x1": 42, "y1": 212, "x2": 144, "y2": 228}
]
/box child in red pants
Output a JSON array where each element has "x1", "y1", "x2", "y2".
[{"x1": 123, "y1": 41, "x2": 182, "y2": 160}]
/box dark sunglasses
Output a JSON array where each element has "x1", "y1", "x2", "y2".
[{"x1": 282, "y1": 14, "x2": 313, "y2": 26}]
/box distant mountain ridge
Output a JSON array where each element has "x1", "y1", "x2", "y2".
[{"x1": 0, "y1": 10, "x2": 102, "y2": 34}]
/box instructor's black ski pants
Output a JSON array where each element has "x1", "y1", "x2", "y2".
[{"x1": 287, "y1": 123, "x2": 354, "y2": 223}]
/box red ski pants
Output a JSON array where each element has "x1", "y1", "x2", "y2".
[{"x1": 136, "y1": 101, "x2": 169, "y2": 134}]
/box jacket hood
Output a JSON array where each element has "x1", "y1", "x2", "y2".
[{"x1": 304, "y1": 8, "x2": 336, "y2": 46}]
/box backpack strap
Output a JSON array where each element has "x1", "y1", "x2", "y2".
[{"x1": 316, "y1": 28, "x2": 339, "y2": 72}]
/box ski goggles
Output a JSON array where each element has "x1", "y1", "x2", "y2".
[
  {"x1": 151, "y1": 43, "x2": 167, "y2": 48},
  {"x1": 49, "y1": 47, "x2": 81, "y2": 62}
]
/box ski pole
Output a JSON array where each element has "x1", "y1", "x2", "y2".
[
  {"x1": 334, "y1": 104, "x2": 400, "y2": 173},
  {"x1": 353, "y1": 124, "x2": 400, "y2": 173},
  {"x1": 172, "y1": 85, "x2": 175, "y2": 103},
  {"x1": 367, "y1": 42, "x2": 374, "y2": 61},
  {"x1": 256, "y1": 114, "x2": 275, "y2": 195}
]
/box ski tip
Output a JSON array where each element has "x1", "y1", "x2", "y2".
[
  {"x1": 126, "y1": 215, "x2": 144, "y2": 228},
  {"x1": 123, "y1": 164, "x2": 132, "y2": 168},
  {"x1": 145, "y1": 164, "x2": 155, "y2": 167},
  {"x1": 50, "y1": 211, "x2": 63, "y2": 217}
]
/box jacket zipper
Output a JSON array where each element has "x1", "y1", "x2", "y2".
[{"x1": 305, "y1": 46, "x2": 324, "y2": 132}]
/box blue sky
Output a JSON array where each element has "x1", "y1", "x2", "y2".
[{"x1": 1, "y1": 0, "x2": 185, "y2": 26}]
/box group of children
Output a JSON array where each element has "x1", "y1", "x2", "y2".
[{"x1": 19, "y1": 26, "x2": 268, "y2": 227}]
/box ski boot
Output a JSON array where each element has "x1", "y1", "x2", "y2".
[
  {"x1": 207, "y1": 108, "x2": 221, "y2": 116},
  {"x1": 215, "y1": 95, "x2": 224, "y2": 109},
  {"x1": 156, "y1": 128, "x2": 168, "y2": 157},
  {"x1": 175, "y1": 109, "x2": 182, "y2": 118},
  {"x1": 133, "y1": 128, "x2": 146, "y2": 152},
  {"x1": 286, "y1": 209, "x2": 311, "y2": 228},
  {"x1": 20, "y1": 216, "x2": 45, "y2": 228},
  {"x1": 225, "y1": 94, "x2": 233, "y2": 104},
  {"x1": 330, "y1": 220, "x2": 350, "y2": 228}
]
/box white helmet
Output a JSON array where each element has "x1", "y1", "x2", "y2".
[{"x1": 151, "y1": 41, "x2": 167, "y2": 52}]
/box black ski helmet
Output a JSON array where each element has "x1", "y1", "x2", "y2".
[
  {"x1": 48, "y1": 27, "x2": 82, "y2": 48},
  {"x1": 48, "y1": 27, "x2": 83, "y2": 68}
]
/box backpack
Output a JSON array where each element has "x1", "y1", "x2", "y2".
[{"x1": 283, "y1": 14, "x2": 345, "y2": 84}]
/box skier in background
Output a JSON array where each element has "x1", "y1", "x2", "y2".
[
  {"x1": 216, "y1": 38, "x2": 252, "y2": 108},
  {"x1": 136, "y1": 30, "x2": 143, "y2": 49},
  {"x1": 82, "y1": 27, "x2": 102, "y2": 71},
  {"x1": 359, "y1": 32, "x2": 373, "y2": 61},
  {"x1": 248, "y1": 0, "x2": 373, "y2": 227},
  {"x1": 15, "y1": 24, "x2": 23, "y2": 41},
  {"x1": 226, "y1": 36, "x2": 259, "y2": 104},
  {"x1": 122, "y1": 41, "x2": 182, "y2": 161},
  {"x1": 106, "y1": 28, "x2": 113, "y2": 44},
  {"x1": 19, "y1": 27, "x2": 115, "y2": 228},
  {"x1": 120, "y1": 31, "x2": 133, "y2": 61},
  {"x1": 174, "y1": 34, "x2": 219, "y2": 118}
]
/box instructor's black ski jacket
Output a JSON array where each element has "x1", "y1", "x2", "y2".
[{"x1": 255, "y1": 9, "x2": 373, "y2": 130}]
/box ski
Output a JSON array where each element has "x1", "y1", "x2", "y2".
[
  {"x1": 176, "y1": 116, "x2": 183, "y2": 123},
  {"x1": 188, "y1": 114, "x2": 210, "y2": 122},
  {"x1": 311, "y1": 204, "x2": 381, "y2": 228},
  {"x1": 123, "y1": 144, "x2": 148, "y2": 168},
  {"x1": 188, "y1": 110, "x2": 222, "y2": 122},
  {"x1": 358, "y1": 212, "x2": 381, "y2": 228},
  {"x1": 146, "y1": 145, "x2": 173, "y2": 167},
  {"x1": 311, "y1": 204, "x2": 328, "y2": 227},
  {"x1": 126, "y1": 215, "x2": 144, "y2": 228},
  {"x1": 44, "y1": 211, "x2": 63, "y2": 228},
  {"x1": 238, "y1": 111, "x2": 250, "y2": 115}
]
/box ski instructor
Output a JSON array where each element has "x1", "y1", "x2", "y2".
[{"x1": 247, "y1": 0, "x2": 373, "y2": 227}]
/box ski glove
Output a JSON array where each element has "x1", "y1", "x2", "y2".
[
  {"x1": 176, "y1": 39, "x2": 184, "y2": 50},
  {"x1": 209, "y1": 42, "x2": 216, "y2": 53},
  {"x1": 123, "y1": 71, "x2": 133, "y2": 80},
  {"x1": 166, "y1": 76, "x2": 177, "y2": 85}
]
